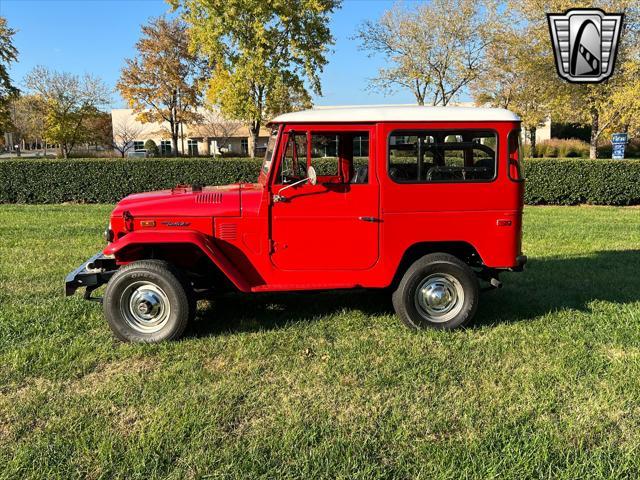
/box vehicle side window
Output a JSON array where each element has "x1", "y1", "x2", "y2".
[
  {"x1": 311, "y1": 134, "x2": 339, "y2": 178},
  {"x1": 308, "y1": 132, "x2": 371, "y2": 184},
  {"x1": 389, "y1": 130, "x2": 497, "y2": 183},
  {"x1": 278, "y1": 132, "x2": 307, "y2": 184},
  {"x1": 351, "y1": 134, "x2": 369, "y2": 184},
  {"x1": 508, "y1": 130, "x2": 525, "y2": 181}
]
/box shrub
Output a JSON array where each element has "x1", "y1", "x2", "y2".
[
  {"x1": 536, "y1": 139, "x2": 589, "y2": 159},
  {"x1": 144, "y1": 140, "x2": 159, "y2": 156},
  {"x1": 2, "y1": 157, "x2": 640, "y2": 206},
  {"x1": 0, "y1": 158, "x2": 261, "y2": 204},
  {"x1": 524, "y1": 159, "x2": 640, "y2": 206}
]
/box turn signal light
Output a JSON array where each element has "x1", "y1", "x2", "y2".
[{"x1": 496, "y1": 219, "x2": 513, "y2": 227}]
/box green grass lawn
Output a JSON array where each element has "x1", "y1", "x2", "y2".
[{"x1": 1, "y1": 205, "x2": 640, "y2": 479}]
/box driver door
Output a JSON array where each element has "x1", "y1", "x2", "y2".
[{"x1": 270, "y1": 127, "x2": 379, "y2": 271}]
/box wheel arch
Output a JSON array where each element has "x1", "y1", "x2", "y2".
[
  {"x1": 390, "y1": 241, "x2": 483, "y2": 289},
  {"x1": 103, "y1": 231, "x2": 252, "y2": 292}
]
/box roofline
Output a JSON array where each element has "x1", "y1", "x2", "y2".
[{"x1": 270, "y1": 105, "x2": 521, "y2": 124}]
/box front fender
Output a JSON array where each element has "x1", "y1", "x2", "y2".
[{"x1": 103, "y1": 230, "x2": 252, "y2": 292}]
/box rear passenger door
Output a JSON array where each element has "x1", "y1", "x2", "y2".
[{"x1": 270, "y1": 126, "x2": 379, "y2": 271}]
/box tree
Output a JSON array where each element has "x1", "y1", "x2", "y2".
[
  {"x1": 172, "y1": 0, "x2": 339, "y2": 157},
  {"x1": 191, "y1": 107, "x2": 243, "y2": 156},
  {"x1": 9, "y1": 94, "x2": 47, "y2": 151},
  {"x1": 25, "y1": 67, "x2": 111, "y2": 158},
  {"x1": 471, "y1": 20, "x2": 551, "y2": 151},
  {"x1": 504, "y1": 0, "x2": 640, "y2": 159},
  {"x1": 84, "y1": 109, "x2": 113, "y2": 150},
  {"x1": 0, "y1": 16, "x2": 19, "y2": 134},
  {"x1": 112, "y1": 117, "x2": 144, "y2": 158},
  {"x1": 118, "y1": 17, "x2": 204, "y2": 157},
  {"x1": 355, "y1": 0, "x2": 499, "y2": 106}
]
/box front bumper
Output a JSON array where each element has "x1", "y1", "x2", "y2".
[{"x1": 65, "y1": 252, "x2": 117, "y2": 299}]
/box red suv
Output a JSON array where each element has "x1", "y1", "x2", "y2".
[{"x1": 66, "y1": 106, "x2": 526, "y2": 342}]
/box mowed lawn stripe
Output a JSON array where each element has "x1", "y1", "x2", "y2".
[{"x1": 0, "y1": 205, "x2": 639, "y2": 479}]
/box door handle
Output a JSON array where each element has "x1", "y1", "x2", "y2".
[{"x1": 358, "y1": 216, "x2": 379, "y2": 223}]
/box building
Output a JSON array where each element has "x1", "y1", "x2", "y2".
[
  {"x1": 111, "y1": 108, "x2": 270, "y2": 157},
  {"x1": 522, "y1": 119, "x2": 552, "y2": 145}
]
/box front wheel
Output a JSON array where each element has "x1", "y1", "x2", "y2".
[
  {"x1": 103, "y1": 260, "x2": 194, "y2": 343},
  {"x1": 392, "y1": 253, "x2": 479, "y2": 330}
]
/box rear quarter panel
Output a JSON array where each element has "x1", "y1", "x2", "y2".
[{"x1": 376, "y1": 121, "x2": 523, "y2": 278}]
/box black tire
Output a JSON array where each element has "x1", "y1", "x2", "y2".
[
  {"x1": 103, "y1": 260, "x2": 194, "y2": 343},
  {"x1": 392, "y1": 253, "x2": 479, "y2": 330}
]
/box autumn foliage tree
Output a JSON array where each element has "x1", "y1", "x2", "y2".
[
  {"x1": 25, "y1": 67, "x2": 111, "y2": 158},
  {"x1": 471, "y1": 21, "x2": 551, "y2": 151},
  {"x1": 9, "y1": 95, "x2": 47, "y2": 151},
  {"x1": 118, "y1": 17, "x2": 204, "y2": 157},
  {"x1": 496, "y1": 0, "x2": 640, "y2": 158},
  {"x1": 0, "y1": 16, "x2": 19, "y2": 134},
  {"x1": 355, "y1": 0, "x2": 500, "y2": 106},
  {"x1": 173, "y1": 0, "x2": 340, "y2": 157}
]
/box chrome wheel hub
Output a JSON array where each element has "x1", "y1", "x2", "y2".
[
  {"x1": 120, "y1": 281, "x2": 171, "y2": 333},
  {"x1": 415, "y1": 274, "x2": 464, "y2": 323}
]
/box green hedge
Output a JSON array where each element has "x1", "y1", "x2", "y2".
[
  {"x1": 524, "y1": 159, "x2": 640, "y2": 206},
  {"x1": 0, "y1": 158, "x2": 261, "y2": 204},
  {"x1": 2, "y1": 157, "x2": 640, "y2": 206}
]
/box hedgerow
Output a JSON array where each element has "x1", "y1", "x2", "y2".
[
  {"x1": 524, "y1": 159, "x2": 640, "y2": 206},
  {"x1": 1, "y1": 157, "x2": 640, "y2": 205},
  {"x1": 0, "y1": 158, "x2": 261, "y2": 204}
]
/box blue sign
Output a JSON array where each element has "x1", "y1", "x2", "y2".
[{"x1": 611, "y1": 132, "x2": 627, "y2": 160}]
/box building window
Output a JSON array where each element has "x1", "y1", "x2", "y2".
[
  {"x1": 160, "y1": 140, "x2": 172, "y2": 155},
  {"x1": 133, "y1": 141, "x2": 144, "y2": 151},
  {"x1": 388, "y1": 130, "x2": 497, "y2": 183},
  {"x1": 241, "y1": 138, "x2": 249, "y2": 155},
  {"x1": 353, "y1": 135, "x2": 369, "y2": 157},
  {"x1": 188, "y1": 139, "x2": 199, "y2": 156}
]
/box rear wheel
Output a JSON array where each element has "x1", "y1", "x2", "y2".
[
  {"x1": 392, "y1": 253, "x2": 478, "y2": 330},
  {"x1": 103, "y1": 260, "x2": 194, "y2": 343}
]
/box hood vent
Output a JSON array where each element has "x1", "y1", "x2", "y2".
[{"x1": 196, "y1": 192, "x2": 223, "y2": 204}]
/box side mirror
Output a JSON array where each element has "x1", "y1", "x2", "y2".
[{"x1": 307, "y1": 165, "x2": 317, "y2": 186}]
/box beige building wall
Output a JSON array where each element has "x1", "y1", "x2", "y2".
[
  {"x1": 522, "y1": 118, "x2": 552, "y2": 145},
  {"x1": 111, "y1": 108, "x2": 269, "y2": 157}
]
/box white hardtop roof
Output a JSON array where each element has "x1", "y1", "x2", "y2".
[{"x1": 270, "y1": 105, "x2": 520, "y2": 124}]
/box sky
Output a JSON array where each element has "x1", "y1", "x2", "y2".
[{"x1": 0, "y1": 0, "x2": 443, "y2": 109}]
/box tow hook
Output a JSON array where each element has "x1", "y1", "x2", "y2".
[{"x1": 490, "y1": 277, "x2": 502, "y2": 289}]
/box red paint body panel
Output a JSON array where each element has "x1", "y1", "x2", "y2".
[
  {"x1": 103, "y1": 119, "x2": 524, "y2": 292},
  {"x1": 103, "y1": 230, "x2": 252, "y2": 292}
]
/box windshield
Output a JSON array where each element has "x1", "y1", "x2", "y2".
[{"x1": 261, "y1": 129, "x2": 279, "y2": 177}]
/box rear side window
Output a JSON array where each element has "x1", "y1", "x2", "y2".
[
  {"x1": 508, "y1": 130, "x2": 525, "y2": 181},
  {"x1": 388, "y1": 130, "x2": 497, "y2": 183}
]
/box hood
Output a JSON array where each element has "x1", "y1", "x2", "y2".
[{"x1": 112, "y1": 184, "x2": 244, "y2": 218}]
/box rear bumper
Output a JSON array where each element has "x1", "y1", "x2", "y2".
[
  {"x1": 65, "y1": 252, "x2": 117, "y2": 298},
  {"x1": 511, "y1": 255, "x2": 527, "y2": 272}
]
